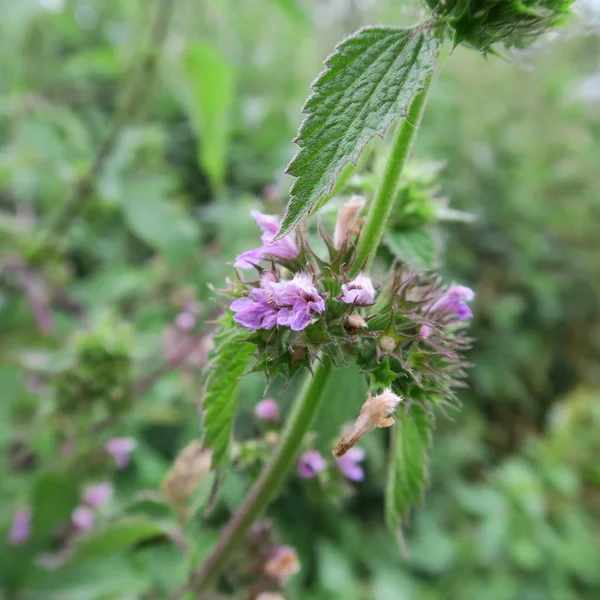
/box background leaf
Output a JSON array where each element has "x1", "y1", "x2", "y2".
[
  {"x1": 72, "y1": 517, "x2": 171, "y2": 563},
  {"x1": 182, "y1": 43, "x2": 235, "y2": 191},
  {"x1": 278, "y1": 25, "x2": 441, "y2": 237},
  {"x1": 386, "y1": 403, "x2": 434, "y2": 531},
  {"x1": 122, "y1": 177, "x2": 199, "y2": 266},
  {"x1": 202, "y1": 317, "x2": 255, "y2": 468},
  {"x1": 384, "y1": 227, "x2": 437, "y2": 271}
]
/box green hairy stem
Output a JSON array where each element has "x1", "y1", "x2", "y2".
[
  {"x1": 188, "y1": 357, "x2": 333, "y2": 592},
  {"x1": 189, "y1": 75, "x2": 434, "y2": 590},
  {"x1": 349, "y1": 69, "x2": 435, "y2": 277}
]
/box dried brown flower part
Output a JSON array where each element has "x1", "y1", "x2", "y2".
[
  {"x1": 161, "y1": 441, "x2": 212, "y2": 516},
  {"x1": 263, "y1": 545, "x2": 300, "y2": 583},
  {"x1": 333, "y1": 389, "x2": 402, "y2": 458},
  {"x1": 333, "y1": 195, "x2": 365, "y2": 250},
  {"x1": 344, "y1": 312, "x2": 367, "y2": 330}
]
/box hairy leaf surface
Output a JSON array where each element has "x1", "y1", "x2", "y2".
[
  {"x1": 202, "y1": 317, "x2": 255, "y2": 468},
  {"x1": 386, "y1": 402, "x2": 434, "y2": 531},
  {"x1": 278, "y1": 25, "x2": 441, "y2": 238}
]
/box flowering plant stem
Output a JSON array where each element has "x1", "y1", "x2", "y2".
[
  {"x1": 188, "y1": 356, "x2": 333, "y2": 593},
  {"x1": 349, "y1": 69, "x2": 434, "y2": 278},
  {"x1": 188, "y1": 72, "x2": 434, "y2": 593}
]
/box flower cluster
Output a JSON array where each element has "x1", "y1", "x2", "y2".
[
  {"x1": 223, "y1": 201, "x2": 474, "y2": 406},
  {"x1": 425, "y1": 0, "x2": 575, "y2": 52}
]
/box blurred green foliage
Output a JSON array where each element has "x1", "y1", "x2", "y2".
[{"x1": 1, "y1": 0, "x2": 599, "y2": 598}]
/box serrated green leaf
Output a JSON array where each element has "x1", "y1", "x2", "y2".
[
  {"x1": 182, "y1": 43, "x2": 235, "y2": 190},
  {"x1": 202, "y1": 318, "x2": 255, "y2": 468},
  {"x1": 278, "y1": 25, "x2": 441, "y2": 238},
  {"x1": 384, "y1": 227, "x2": 437, "y2": 271},
  {"x1": 385, "y1": 403, "x2": 434, "y2": 531}
]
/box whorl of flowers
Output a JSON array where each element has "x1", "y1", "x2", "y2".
[{"x1": 223, "y1": 201, "x2": 474, "y2": 404}]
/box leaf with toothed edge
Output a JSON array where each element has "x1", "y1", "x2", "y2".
[
  {"x1": 202, "y1": 316, "x2": 255, "y2": 469},
  {"x1": 385, "y1": 402, "x2": 434, "y2": 532},
  {"x1": 275, "y1": 24, "x2": 441, "y2": 239}
]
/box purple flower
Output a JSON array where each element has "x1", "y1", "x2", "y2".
[
  {"x1": 105, "y1": 437, "x2": 136, "y2": 469},
  {"x1": 255, "y1": 398, "x2": 279, "y2": 422},
  {"x1": 83, "y1": 483, "x2": 113, "y2": 508},
  {"x1": 336, "y1": 447, "x2": 366, "y2": 482},
  {"x1": 270, "y1": 273, "x2": 325, "y2": 331},
  {"x1": 430, "y1": 284, "x2": 475, "y2": 320},
  {"x1": 230, "y1": 285, "x2": 279, "y2": 330},
  {"x1": 340, "y1": 273, "x2": 376, "y2": 306},
  {"x1": 9, "y1": 506, "x2": 31, "y2": 546},
  {"x1": 231, "y1": 273, "x2": 325, "y2": 332},
  {"x1": 72, "y1": 506, "x2": 95, "y2": 531},
  {"x1": 234, "y1": 211, "x2": 299, "y2": 269},
  {"x1": 297, "y1": 450, "x2": 326, "y2": 478}
]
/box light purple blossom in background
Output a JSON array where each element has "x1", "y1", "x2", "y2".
[
  {"x1": 231, "y1": 273, "x2": 325, "y2": 332},
  {"x1": 340, "y1": 273, "x2": 376, "y2": 306},
  {"x1": 297, "y1": 450, "x2": 326, "y2": 478},
  {"x1": 83, "y1": 483, "x2": 113, "y2": 507},
  {"x1": 234, "y1": 211, "x2": 299, "y2": 269},
  {"x1": 105, "y1": 437, "x2": 136, "y2": 469},
  {"x1": 255, "y1": 398, "x2": 280, "y2": 422},
  {"x1": 336, "y1": 447, "x2": 366, "y2": 482},
  {"x1": 9, "y1": 506, "x2": 31, "y2": 546},
  {"x1": 421, "y1": 284, "x2": 475, "y2": 338},
  {"x1": 72, "y1": 506, "x2": 95, "y2": 531},
  {"x1": 175, "y1": 312, "x2": 196, "y2": 331}
]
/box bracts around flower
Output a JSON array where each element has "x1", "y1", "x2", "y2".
[{"x1": 214, "y1": 197, "x2": 475, "y2": 453}]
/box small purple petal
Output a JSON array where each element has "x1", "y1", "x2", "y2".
[
  {"x1": 255, "y1": 398, "x2": 280, "y2": 422},
  {"x1": 234, "y1": 247, "x2": 266, "y2": 269},
  {"x1": 336, "y1": 447, "x2": 366, "y2": 482},
  {"x1": 341, "y1": 273, "x2": 376, "y2": 306},
  {"x1": 72, "y1": 506, "x2": 95, "y2": 531},
  {"x1": 105, "y1": 437, "x2": 136, "y2": 469},
  {"x1": 251, "y1": 210, "x2": 280, "y2": 235},
  {"x1": 83, "y1": 483, "x2": 113, "y2": 508},
  {"x1": 9, "y1": 507, "x2": 31, "y2": 546},
  {"x1": 297, "y1": 450, "x2": 326, "y2": 479},
  {"x1": 234, "y1": 211, "x2": 298, "y2": 269},
  {"x1": 276, "y1": 307, "x2": 313, "y2": 331}
]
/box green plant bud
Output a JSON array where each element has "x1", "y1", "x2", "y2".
[{"x1": 424, "y1": 0, "x2": 575, "y2": 52}]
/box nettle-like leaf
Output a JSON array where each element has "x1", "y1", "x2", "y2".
[
  {"x1": 384, "y1": 227, "x2": 438, "y2": 271},
  {"x1": 277, "y1": 24, "x2": 441, "y2": 238},
  {"x1": 385, "y1": 402, "x2": 434, "y2": 532},
  {"x1": 202, "y1": 317, "x2": 255, "y2": 469}
]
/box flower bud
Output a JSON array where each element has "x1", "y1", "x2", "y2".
[
  {"x1": 297, "y1": 450, "x2": 326, "y2": 478},
  {"x1": 334, "y1": 195, "x2": 365, "y2": 250},
  {"x1": 255, "y1": 398, "x2": 280, "y2": 422},
  {"x1": 379, "y1": 334, "x2": 398, "y2": 353},
  {"x1": 344, "y1": 312, "x2": 368, "y2": 331},
  {"x1": 72, "y1": 505, "x2": 95, "y2": 531},
  {"x1": 264, "y1": 545, "x2": 301, "y2": 583}
]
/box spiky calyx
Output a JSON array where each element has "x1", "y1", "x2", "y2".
[{"x1": 424, "y1": 0, "x2": 575, "y2": 52}]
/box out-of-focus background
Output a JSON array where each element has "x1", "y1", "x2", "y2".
[{"x1": 1, "y1": 0, "x2": 600, "y2": 598}]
